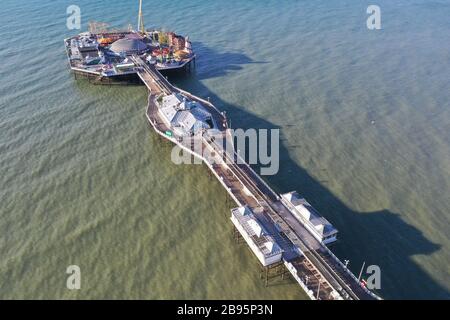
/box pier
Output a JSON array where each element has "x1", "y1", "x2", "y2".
[{"x1": 130, "y1": 55, "x2": 381, "y2": 300}]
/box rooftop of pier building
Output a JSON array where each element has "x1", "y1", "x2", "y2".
[
  {"x1": 158, "y1": 93, "x2": 214, "y2": 136},
  {"x1": 231, "y1": 206, "x2": 283, "y2": 267},
  {"x1": 281, "y1": 191, "x2": 338, "y2": 241}
]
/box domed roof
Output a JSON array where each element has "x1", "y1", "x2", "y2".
[{"x1": 110, "y1": 38, "x2": 147, "y2": 54}]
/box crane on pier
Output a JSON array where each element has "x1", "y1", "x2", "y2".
[{"x1": 137, "y1": 0, "x2": 146, "y2": 34}]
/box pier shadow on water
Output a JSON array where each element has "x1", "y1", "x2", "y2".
[
  {"x1": 166, "y1": 43, "x2": 449, "y2": 300},
  {"x1": 192, "y1": 42, "x2": 268, "y2": 80},
  {"x1": 163, "y1": 41, "x2": 267, "y2": 82}
]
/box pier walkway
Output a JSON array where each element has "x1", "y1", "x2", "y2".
[{"x1": 131, "y1": 55, "x2": 380, "y2": 300}]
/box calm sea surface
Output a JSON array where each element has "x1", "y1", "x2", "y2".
[{"x1": 0, "y1": 0, "x2": 449, "y2": 299}]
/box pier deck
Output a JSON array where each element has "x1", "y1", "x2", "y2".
[{"x1": 133, "y1": 54, "x2": 380, "y2": 300}]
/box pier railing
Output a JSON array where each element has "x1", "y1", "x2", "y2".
[
  {"x1": 139, "y1": 57, "x2": 381, "y2": 300},
  {"x1": 321, "y1": 246, "x2": 382, "y2": 300},
  {"x1": 284, "y1": 261, "x2": 318, "y2": 300},
  {"x1": 145, "y1": 95, "x2": 243, "y2": 207}
]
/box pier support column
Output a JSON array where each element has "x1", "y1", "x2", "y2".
[
  {"x1": 260, "y1": 262, "x2": 286, "y2": 287},
  {"x1": 232, "y1": 226, "x2": 242, "y2": 244},
  {"x1": 265, "y1": 267, "x2": 268, "y2": 287}
]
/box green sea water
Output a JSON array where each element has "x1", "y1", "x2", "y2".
[{"x1": 0, "y1": 0, "x2": 449, "y2": 299}]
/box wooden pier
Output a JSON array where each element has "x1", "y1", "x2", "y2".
[{"x1": 131, "y1": 55, "x2": 380, "y2": 300}]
